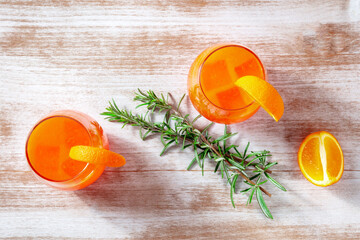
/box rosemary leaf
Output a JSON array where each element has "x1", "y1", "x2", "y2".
[
  {"x1": 214, "y1": 161, "x2": 221, "y2": 173},
  {"x1": 160, "y1": 139, "x2": 175, "y2": 156},
  {"x1": 187, "y1": 157, "x2": 197, "y2": 171},
  {"x1": 247, "y1": 187, "x2": 256, "y2": 205},
  {"x1": 265, "y1": 172, "x2": 287, "y2": 191},
  {"x1": 230, "y1": 174, "x2": 239, "y2": 208},
  {"x1": 256, "y1": 187, "x2": 273, "y2": 219}
]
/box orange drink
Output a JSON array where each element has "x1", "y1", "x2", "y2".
[
  {"x1": 25, "y1": 110, "x2": 109, "y2": 190},
  {"x1": 188, "y1": 44, "x2": 266, "y2": 124}
]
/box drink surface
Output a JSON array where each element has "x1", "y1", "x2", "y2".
[
  {"x1": 26, "y1": 116, "x2": 90, "y2": 181},
  {"x1": 200, "y1": 46, "x2": 264, "y2": 110},
  {"x1": 188, "y1": 44, "x2": 266, "y2": 124}
]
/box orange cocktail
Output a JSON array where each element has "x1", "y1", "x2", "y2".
[
  {"x1": 25, "y1": 110, "x2": 108, "y2": 190},
  {"x1": 188, "y1": 44, "x2": 266, "y2": 124}
]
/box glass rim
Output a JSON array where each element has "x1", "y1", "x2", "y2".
[
  {"x1": 198, "y1": 44, "x2": 266, "y2": 111},
  {"x1": 25, "y1": 114, "x2": 92, "y2": 183}
]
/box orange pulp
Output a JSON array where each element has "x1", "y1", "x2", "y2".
[{"x1": 188, "y1": 44, "x2": 266, "y2": 124}]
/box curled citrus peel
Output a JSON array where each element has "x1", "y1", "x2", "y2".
[
  {"x1": 298, "y1": 131, "x2": 344, "y2": 187},
  {"x1": 235, "y1": 76, "x2": 284, "y2": 122},
  {"x1": 69, "y1": 146, "x2": 126, "y2": 167}
]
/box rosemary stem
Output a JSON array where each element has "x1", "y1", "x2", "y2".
[
  {"x1": 172, "y1": 108, "x2": 271, "y2": 197},
  {"x1": 225, "y1": 153, "x2": 272, "y2": 174},
  {"x1": 119, "y1": 106, "x2": 272, "y2": 197},
  {"x1": 200, "y1": 134, "x2": 271, "y2": 197}
]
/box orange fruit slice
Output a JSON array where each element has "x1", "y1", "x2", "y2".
[
  {"x1": 235, "y1": 76, "x2": 284, "y2": 121},
  {"x1": 69, "y1": 146, "x2": 126, "y2": 167},
  {"x1": 298, "y1": 131, "x2": 344, "y2": 187}
]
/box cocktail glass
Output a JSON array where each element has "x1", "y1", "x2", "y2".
[
  {"x1": 25, "y1": 110, "x2": 108, "y2": 190},
  {"x1": 188, "y1": 44, "x2": 266, "y2": 124}
]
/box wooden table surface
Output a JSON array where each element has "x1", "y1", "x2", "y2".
[{"x1": 1, "y1": 0, "x2": 360, "y2": 239}]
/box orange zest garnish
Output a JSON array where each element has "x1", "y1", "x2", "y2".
[
  {"x1": 235, "y1": 76, "x2": 284, "y2": 122},
  {"x1": 298, "y1": 131, "x2": 344, "y2": 187},
  {"x1": 69, "y1": 146, "x2": 126, "y2": 168}
]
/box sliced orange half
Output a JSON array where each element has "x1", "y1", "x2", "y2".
[
  {"x1": 69, "y1": 146, "x2": 126, "y2": 168},
  {"x1": 235, "y1": 76, "x2": 284, "y2": 122},
  {"x1": 298, "y1": 131, "x2": 344, "y2": 187}
]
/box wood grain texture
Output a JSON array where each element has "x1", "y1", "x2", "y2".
[{"x1": 0, "y1": 0, "x2": 360, "y2": 239}]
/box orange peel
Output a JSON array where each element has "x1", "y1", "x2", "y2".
[
  {"x1": 69, "y1": 146, "x2": 126, "y2": 168},
  {"x1": 235, "y1": 76, "x2": 284, "y2": 122}
]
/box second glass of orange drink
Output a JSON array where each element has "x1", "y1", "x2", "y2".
[
  {"x1": 26, "y1": 110, "x2": 109, "y2": 190},
  {"x1": 188, "y1": 44, "x2": 266, "y2": 124}
]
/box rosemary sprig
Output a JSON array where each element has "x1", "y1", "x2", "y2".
[{"x1": 102, "y1": 89, "x2": 286, "y2": 219}]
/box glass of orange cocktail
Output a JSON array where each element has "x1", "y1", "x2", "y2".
[
  {"x1": 188, "y1": 44, "x2": 266, "y2": 124},
  {"x1": 25, "y1": 110, "x2": 109, "y2": 190}
]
